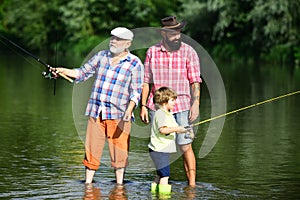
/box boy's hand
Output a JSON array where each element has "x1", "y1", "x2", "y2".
[
  {"x1": 177, "y1": 126, "x2": 188, "y2": 133},
  {"x1": 184, "y1": 125, "x2": 195, "y2": 139}
]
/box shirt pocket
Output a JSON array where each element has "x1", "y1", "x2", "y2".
[{"x1": 116, "y1": 68, "x2": 131, "y2": 87}]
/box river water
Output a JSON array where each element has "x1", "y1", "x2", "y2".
[{"x1": 0, "y1": 50, "x2": 299, "y2": 199}]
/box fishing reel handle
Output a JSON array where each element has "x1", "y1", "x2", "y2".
[
  {"x1": 57, "y1": 72, "x2": 74, "y2": 83},
  {"x1": 184, "y1": 125, "x2": 195, "y2": 139},
  {"x1": 46, "y1": 66, "x2": 74, "y2": 83},
  {"x1": 184, "y1": 125, "x2": 193, "y2": 131}
]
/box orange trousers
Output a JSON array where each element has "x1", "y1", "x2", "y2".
[{"x1": 83, "y1": 117, "x2": 131, "y2": 170}]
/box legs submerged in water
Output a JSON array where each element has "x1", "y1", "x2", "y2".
[
  {"x1": 115, "y1": 167, "x2": 125, "y2": 185},
  {"x1": 151, "y1": 176, "x2": 172, "y2": 193},
  {"x1": 85, "y1": 168, "x2": 96, "y2": 184},
  {"x1": 85, "y1": 167, "x2": 126, "y2": 184},
  {"x1": 180, "y1": 144, "x2": 196, "y2": 186}
]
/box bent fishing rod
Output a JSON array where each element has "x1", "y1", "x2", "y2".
[
  {"x1": 0, "y1": 34, "x2": 73, "y2": 83},
  {"x1": 190, "y1": 90, "x2": 300, "y2": 127}
]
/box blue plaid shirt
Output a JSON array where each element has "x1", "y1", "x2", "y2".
[{"x1": 74, "y1": 50, "x2": 144, "y2": 120}]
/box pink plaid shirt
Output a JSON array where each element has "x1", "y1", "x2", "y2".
[{"x1": 144, "y1": 41, "x2": 201, "y2": 113}]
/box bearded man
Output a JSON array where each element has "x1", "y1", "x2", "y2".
[{"x1": 140, "y1": 16, "x2": 201, "y2": 186}]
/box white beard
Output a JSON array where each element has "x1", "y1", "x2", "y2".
[{"x1": 110, "y1": 45, "x2": 126, "y2": 54}]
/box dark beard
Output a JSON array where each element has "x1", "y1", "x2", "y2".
[{"x1": 165, "y1": 38, "x2": 181, "y2": 51}]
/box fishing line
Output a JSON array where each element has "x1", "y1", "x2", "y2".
[
  {"x1": 53, "y1": 33, "x2": 58, "y2": 96},
  {"x1": 0, "y1": 34, "x2": 73, "y2": 83},
  {"x1": 0, "y1": 37, "x2": 40, "y2": 70},
  {"x1": 190, "y1": 90, "x2": 300, "y2": 127}
]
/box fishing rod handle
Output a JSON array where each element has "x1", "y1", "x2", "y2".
[{"x1": 58, "y1": 73, "x2": 74, "y2": 83}]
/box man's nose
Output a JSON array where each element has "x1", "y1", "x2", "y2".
[{"x1": 175, "y1": 34, "x2": 181, "y2": 40}]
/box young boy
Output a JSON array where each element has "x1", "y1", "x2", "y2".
[{"x1": 148, "y1": 87, "x2": 189, "y2": 193}]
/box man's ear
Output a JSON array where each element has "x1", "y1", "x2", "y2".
[
  {"x1": 125, "y1": 41, "x2": 132, "y2": 49},
  {"x1": 160, "y1": 30, "x2": 166, "y2": 38}
]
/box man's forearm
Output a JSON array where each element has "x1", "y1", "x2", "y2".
[
  {"x1": 141, "y1": 83, "x2": 150, "y2": 105},
  {"x1": 56, "y1": 67, "x2": 77, "y2": 78},
  {"x1": 127, "y1": 100, "x2": 136, "y2": 112},
  {"x1": 191, "y1": 82, "x2": 200, "y2": 104}
]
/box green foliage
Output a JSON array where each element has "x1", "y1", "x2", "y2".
[
  {"x1": 250, "y1": 0, "x2": 292, "y2": 48},
  {"x1": 59, "y1": 0, "x2": 94, "y2": 42},
  {"x1": 0, "y1": 0, "x2": 299, "y2": 65},
  {"x1": 1, "y1": 0, "x2": 66, "y2": 52},
  {"x1": 72, "y1": 35, "x2": 107, "y2": 56},
  {"x1": 294, "y1": 47, "x2": 300, "y2": 67},
  {"x1": 0, "y1": 1, "x2": 6, "y2": 32},
  {"x1": 178, "y1": 0, "x2": 216, "y2": 48},
  {"x1": 211, "y1": 43, "x2": 238, "y2": 61},
  {"x1": 262, "y1": 44, "x2": 294, "y2": 65},
  {"x1": 179, "y1": 0, "x2": 300, "y2": 64}
]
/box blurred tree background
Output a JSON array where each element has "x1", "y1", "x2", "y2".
[{"x1": 0, "y1": 0, "x2": 299, "y2": 66}]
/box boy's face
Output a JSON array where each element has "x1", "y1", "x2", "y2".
[{"x1": 165, "y1": 98, "x2": 176, "y2": 110}]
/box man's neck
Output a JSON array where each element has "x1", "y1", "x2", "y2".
[
  {"x1": 112, "y1": 50, "x2": 128, "y2": 58},
  {"x1": 111, "y1": 51, "x2": 128, "y2": 66}
]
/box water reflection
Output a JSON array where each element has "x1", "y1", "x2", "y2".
[
  {"x1": 0, "y1": 53, "x2": 299, "y2": 199},
  {"x1": 109, "y1": 184, "x2": 128, "y2": 200},
  {"x1": 83, "y1": 183, "x2": 129, "y2": 200},
  {"x1": 83, "y1": 184, "x2": 102, "y2": 200},
  {"x1": 183, "y1": 186, "x2": 197, "y2": 200}
]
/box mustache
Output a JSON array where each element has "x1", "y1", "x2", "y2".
[{"x1": 165, "y1": 38, "x2": 181, "y2": 51}]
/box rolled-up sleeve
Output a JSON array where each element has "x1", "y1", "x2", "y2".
[
  {"x1": 129, "y1": 60, "x2": 144, "y2": 106},
  {"x1": 187, "y1": 48, "x2": 202, "y2": 84},
  {"x1": 74, "y1": 52, "x2": 103, "y2": 83},
  {"x1": 143, "y1": 50, "x2": 152, "y2": 84}
]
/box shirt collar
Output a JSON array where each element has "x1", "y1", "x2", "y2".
[
  {"x1": 159, "y1": 108, "x2": 172, "y2": 115},
  {"x1": 158, "y1": 41, "x2": 168, "y2": 52},
  {"x1": 107, "y1": 50, "x2": 132, "y2": 62}
]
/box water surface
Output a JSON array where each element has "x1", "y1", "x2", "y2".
[{"x1": 0, "y1": 52, "x2": 299, "y2": 199}]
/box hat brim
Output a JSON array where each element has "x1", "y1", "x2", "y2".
[{"x1": 161, "y1": 21, "x2": 186, "y2": 31}]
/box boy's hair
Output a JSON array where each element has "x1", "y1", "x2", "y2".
[{"x1": 153, "y1": 86, "x2": 177, "y2": 105}]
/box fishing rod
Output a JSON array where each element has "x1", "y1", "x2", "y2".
[
  {"x1": 190, "y1": 90, "x2": 300, "y2": 127},
  {"x1": 0, "y1": 34, "x2": 73, "y2": 83}
]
